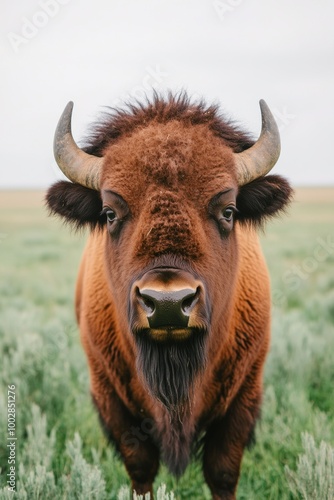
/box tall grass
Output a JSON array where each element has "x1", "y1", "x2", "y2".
[{"x1": 0, "y1": 189, "x2": 334, "y2": 499}]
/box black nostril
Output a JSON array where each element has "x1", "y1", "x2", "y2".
[
  {"x1": 181, "y1": 287, "x2": 199, "y2": 314},
  {"x1": 142, "y1": 296, "x2": 155, "y2": 314},
  {"x1": 136, "y1": 287, "x2": 156, "y2": 315}
]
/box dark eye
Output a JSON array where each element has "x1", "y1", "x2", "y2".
[
  {"x1": 104, "y1": 208, "x2": 117, "y2": 223},
  {"x1": 221, "y1": 207, "x2": 235, "y2": 221}
]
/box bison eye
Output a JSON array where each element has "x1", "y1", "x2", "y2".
[
  {"x1": 102, "y1": 208, "x2": 117, "y2": 223},
  {"x1": 221, "y1": 206, "x2": 235, "y2": 221},
  {"x1": 100, "y1": 193, "x2": 130, "y2": 236}
]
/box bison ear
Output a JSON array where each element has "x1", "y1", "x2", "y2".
[
  {"x1": 45, "y1": 181, "x2": 104, "y2": 230},
  {"x1": 236, "y1": 175, "x2": 293, "y2": 227}
]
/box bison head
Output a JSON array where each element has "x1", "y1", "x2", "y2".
[{"x1": 47, "y1": 94, "x2": 292, "y2": 409}]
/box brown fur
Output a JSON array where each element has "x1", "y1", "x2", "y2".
[{"x1": 46, "y1": 93, "x2": 293, "y2": 499}]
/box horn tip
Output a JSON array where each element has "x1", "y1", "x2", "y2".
[
  {"x1": 64, "y1": 101, "x2": 74, "y2": 115},
  {"x1": 53, "y1": 101, "x2": 75, "y2": 160},
  {"x1": 259, "y1": 98, "x2": 280, "y2": 141},
  {"x1": 259, "y1": 99, "x2": 269, "y2": 112},
  {"x1": 59, "y1": 101, "x2": 74, "y2": 120}
]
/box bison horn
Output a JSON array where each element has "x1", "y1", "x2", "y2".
[
  {"x1": 53, "y1": 101, "x2": 102, "y2": 190},
  {"x1": 235, "y1": 100, "x2": 280, "y2": 186}
]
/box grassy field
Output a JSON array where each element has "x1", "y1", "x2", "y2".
[{"x1": 0, "y1": 188, "x2": 334, "y2": 499}]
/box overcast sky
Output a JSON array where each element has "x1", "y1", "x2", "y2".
[{"x1": 1, "y1": 0, "x2": 334, "y2": 188}]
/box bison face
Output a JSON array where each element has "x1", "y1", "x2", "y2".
[{"x1": 101, "y1": 123, "x2": 237, "y2": 300}]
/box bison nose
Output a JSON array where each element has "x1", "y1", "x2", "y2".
[{"x1": 136, "y1": 287, "x2": 199, "y2": 328}]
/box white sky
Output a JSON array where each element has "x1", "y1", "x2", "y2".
[{"x1": 1, "y1": 0, "x2": 334, "y2": 188}]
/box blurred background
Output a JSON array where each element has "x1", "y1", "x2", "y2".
[{"x1": 1, "y1": 0, "x2": 334, "y2": 188}]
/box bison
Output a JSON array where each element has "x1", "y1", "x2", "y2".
[{"x1": 46, "y1": 93, "x2": 292, "y2": 499}]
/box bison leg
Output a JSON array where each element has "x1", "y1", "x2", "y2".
[
  {"x1": 203, "y1": 374, "x2": 262, "y2": 500},
  {"x1": 91, "y1": 379, "x2": 159, "y2": 497}
]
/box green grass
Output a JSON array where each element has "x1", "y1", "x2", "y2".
[{"x1": 0, "y1": 188, "x2": 334, "y2": 499}]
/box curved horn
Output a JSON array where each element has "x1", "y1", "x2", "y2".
[
  {"x1": 53, "y1": 102, "x2": 102, "y2": 190},
  {"x1": 235, "y1": 100, "x2": 281, "y2": 186}
]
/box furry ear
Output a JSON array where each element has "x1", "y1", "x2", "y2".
[
  {"x1": 236, "y1": 175, "x2": 293, "y2": 227},
  {"x1": 45, "y1": 181, "x2": 104, "y2": 230}
]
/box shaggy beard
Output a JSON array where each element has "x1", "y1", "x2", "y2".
[
  {"x1": 135, "y1": 329, "x2": 207, "y2": 410},
  {"x1": 134, "y1": 329, "x2": 207, "y2": 475}
]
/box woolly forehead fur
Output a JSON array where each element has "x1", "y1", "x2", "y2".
[{"x1": 100, "y1": 120, "x2": 237, "y2": 209}]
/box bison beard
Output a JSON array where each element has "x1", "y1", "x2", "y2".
[
  {"x1": 135, "y1": 329, "x2": 207, "y2": 408},
  {"x1": 135, "y1": 329, "x2": 207, "y2": 475}
]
